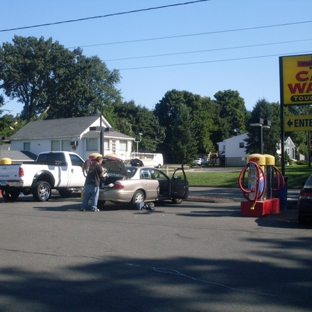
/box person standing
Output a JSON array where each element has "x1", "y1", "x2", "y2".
[{"x1": 81, "y1": 156, "x2": 104, "y2": 212}]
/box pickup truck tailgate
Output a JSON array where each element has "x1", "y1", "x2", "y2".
[{"x1": 0, "y1": 165, "x2": 22, "y2": 185}]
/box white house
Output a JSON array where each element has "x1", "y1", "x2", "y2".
[
  {"x1": 9, "y1": 114, "x2": 135, "y2": 161},
  {"x1": 218, "y1": 133, "x2": 299, "y2": 166},
  {"x1": 217, "y1": 133, "x2": 248, "y2": 166},
  {"x1": 276, "y1": 136, "x2": 298, "y2": 161}
]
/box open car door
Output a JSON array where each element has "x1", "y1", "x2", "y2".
[{"x1": 170, "y1": 168, "x2": 189, "y2": 200}]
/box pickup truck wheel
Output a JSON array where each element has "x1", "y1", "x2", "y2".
[
  {"x1": 2, "y1": 190, "x2": 20, "y2": 202},
  {"x1": 33, "y1": 181, "x2": 51, "y2": 202}
]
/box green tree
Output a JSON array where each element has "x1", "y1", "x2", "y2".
[
  {"x1": 0, "y1": 113, "x2": 24, "y2": 141},
  {"x1": 109, "y1": 101, "x2": 165, "y2": 153},
  {"x1": 194, "y1": 96, "x2": 217, "y2": 154},
  {"x1": 245, "y1": 99, "x2": 280, "y2": 155},
  {"x1": 170, "y1": 103, "x2": 197, "y2": 164},
  {"x1": 211, "y1": 90, "x2": 248, "y2": 145},
  {"x1": 45, "y1": 54, "x2": 121, "y2": 119},
  {"x1": 154, "y1": 90, "x2": 198, "y2": 163},
  {"x1": 134, "y1": 106, "x2": 165, "y2": 152},
  {"x1": 0, "y1": 36, "x2": 121, "y2": 121}
]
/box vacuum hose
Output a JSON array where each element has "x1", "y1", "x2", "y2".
[{"x1": 238, "y1": 161, "x2": 266, "y2": 210}]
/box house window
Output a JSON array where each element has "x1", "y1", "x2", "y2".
[
  {"x1": 23, "y1": 142, "x2": 30, "y2": 151},
  {"x1": 112, "y1": 140, "x2": 116, "y2": 154},
  {"x1": 51, "y1": 140, "x2": 71, "y2": 151},
  {"x1": 86, "y1": 138, "x2": 98, "y2": 151},
  {"x1": 61, "y1": 140, "x2": 71, "y2": 151},
  {"x1": 286, "y1": 147, "x2": 290, "y2": 157},
  {"x1": 51, "y1": 140, "x2": 60, "y2": 151},
  {"x1": 104, "y1": 138, "x2": 109, "y2": 151},
  {"x1": 119, "y1": 140, "x2": 127, "y2": 151},
  {"x1": 239, "y1": 142, "x2": 244, "y2": 148}
]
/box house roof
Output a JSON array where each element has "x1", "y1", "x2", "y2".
[
  {"x1": 0, "y1": 144, "x2": 37, "y2": 162},
  {"x1": 285, "y1": 136, "x2": 295, "y2": 147},
  {"x1": 102, "y1": 129, "x2": 134, "y2": 140},
  {"x1": 10, "y1": 115, "x2": 99, "y2": 140},
  {"x1": 10, "y1": 115, "x2": 134, "y2": 141}
]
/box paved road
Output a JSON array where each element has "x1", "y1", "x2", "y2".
[{"x1": 0, "y1": 194, "x2": 310, "y2": 312}]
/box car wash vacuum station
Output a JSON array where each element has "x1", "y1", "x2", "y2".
[{"x1": 238, "y1": 154, "x2": 285, "y2": 217}]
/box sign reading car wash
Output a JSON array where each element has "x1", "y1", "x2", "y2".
[
  {"x1": 284, "y1": 115, "x2": 312, "y2": 132},
  {"x1": 279, "y1": 54, "x2": 312, "y2": 105}
]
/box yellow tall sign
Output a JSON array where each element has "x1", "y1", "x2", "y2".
[{"x1": 280, "y1": 54, "x2": 312, "y2": 105}]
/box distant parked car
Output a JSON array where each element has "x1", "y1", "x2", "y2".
[
  {"x1": 297, "y1": 174, "x2": 312, "y2": 224},
  {"x1": 193, "y1": 158, "x2": 207, "y2": 165},
  {"x1": 130, "y1": 158, "x2": 144, "y2": 166}
]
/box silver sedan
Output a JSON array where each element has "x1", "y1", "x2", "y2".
[{"x1": 98, "y1": 165, "x2": 188, "y2": 208}]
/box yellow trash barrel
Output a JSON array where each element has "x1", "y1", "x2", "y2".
[{"x1": 1, "y1": 158, "x2": 12, "y2": 165}]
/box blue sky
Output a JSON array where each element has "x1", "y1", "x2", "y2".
[{"x1": 1, "y1": 0, "x2": 312, "y2": 116}]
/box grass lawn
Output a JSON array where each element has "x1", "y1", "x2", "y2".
[{"x1": 185, "y1": 165, "x2": 312, "y2": 189}]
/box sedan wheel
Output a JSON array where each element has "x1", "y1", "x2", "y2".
[{"x1": 131, "y1": 190, "x2": 145, "y2": 208}]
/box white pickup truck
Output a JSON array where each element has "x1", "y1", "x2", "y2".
[{"x1": 0, "y1": 151, "x2": 85, "y2": 202}]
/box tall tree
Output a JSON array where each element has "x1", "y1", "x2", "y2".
[
  {"x1": 154, "y1": 90, "x2": 198, "y2": 163},
  {"x1": 194, "y1": 96, "x2": 217, "y2": 154},
  {"x1": 245, "y1": 99, "x2": 280, "y2": 155},
  {"x1": 134, "y1": 106, "x2": 165, "y2": 152},
  {"x1": 211, "y1": 90, "x2": 248, "y2": 145},
  {"x1": 111, "y1": 101, "x2": 165, "y2": 152},
  {"x1": 0, "y1": 36, "x2": 121, "y2": 121},
  {"x1": 170, "y1": 103, "x2": 197, "y2": 164},
  {"x1": 0, "y1": 113, "x2": 24, "y2": 140}
]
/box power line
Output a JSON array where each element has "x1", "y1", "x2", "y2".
[
  {"x1": 103, "y1": 38, "x2": 312, "y2": 62},
  {"x1": 0, "y1": 0, "x2": 210, "y2": 33},
  {"x1": 74, "y1": 20, "x2": 312, "y2": 48},
  {"x1": 118, "y1": 50, "x2": 312, "y2": 71}
]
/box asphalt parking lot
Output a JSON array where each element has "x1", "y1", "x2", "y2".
[
  {"x1": 0, "y1": 189, "x2": 311, "y2": 312},
  {"x1": 188, "y1": 186, "x2": 300, "y2": 208}
]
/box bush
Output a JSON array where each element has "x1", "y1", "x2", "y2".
[
  {"x1": 284, "y1": 152, "x2": 293, "y2": 165},
  {"x1": 296, "y1": 160, "x2": 308, "y2": 165}
]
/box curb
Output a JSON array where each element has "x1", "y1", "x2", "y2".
[
  {"x1": 187, "y1": 195, "x2": 239, "y2": 203},
  {"x1": 187, "y1": 195, "x2": 298, "y2": 208}
]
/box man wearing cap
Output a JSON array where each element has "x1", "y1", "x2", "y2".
[{"x1": 81, "y1": 155, "x2": 105, "y2": 212}]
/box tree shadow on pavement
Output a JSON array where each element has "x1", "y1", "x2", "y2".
[{"x1": 0, "y1": 252, "x2": 312, "y2": 312}]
